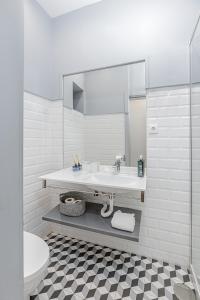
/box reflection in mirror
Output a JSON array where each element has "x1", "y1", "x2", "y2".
[
  {"x1": 128, "y1": 98, "x2": 146, "y2": 167},
  {"x1": 63, "y1": 61, "x2": 146, "y2": 168}
]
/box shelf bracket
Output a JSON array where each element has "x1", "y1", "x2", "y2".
[
  {"x1": 42, "y1": 180, "x2": 47, "y2": 189},
  {"x1": 141, "y1": 191, "x2": 144, "y2": 202}
]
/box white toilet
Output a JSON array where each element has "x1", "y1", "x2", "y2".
[{"x1": 24, "y1": 231, "x2": 49, "y2": 300}]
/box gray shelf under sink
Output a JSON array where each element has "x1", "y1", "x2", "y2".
[{"x1": 43, "y1": 202, "x2": 141, "y2": 242}]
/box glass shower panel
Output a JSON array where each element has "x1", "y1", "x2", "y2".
[{"x1": 190, "y1": 17, "x2": 200, "y2": 291}]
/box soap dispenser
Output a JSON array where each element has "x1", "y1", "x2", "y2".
[{"x1": 137, "y1": 155, "x2": 144, "y2": 177}]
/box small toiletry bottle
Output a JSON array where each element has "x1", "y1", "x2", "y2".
[
  {"x1": 137, "y1": 155, "x2": 144, "y2": 177},
  {"x1": 72, "y1": 155, "x2": 78, "y2": 172},
  {"x1": 76, "y1": 155, "x2": 82, "y2": 170}
]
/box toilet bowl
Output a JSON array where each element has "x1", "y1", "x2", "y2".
[{"x1": 24, "y1": 231, "x2": 49, "y2": 300}]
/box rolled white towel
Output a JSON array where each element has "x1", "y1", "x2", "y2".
[
  {"x1": 111, "y1": 210, "x2": 135, "y2": 232},
  {"x1": 64, "y1": 198, "x2": 75, "y2": 203}
]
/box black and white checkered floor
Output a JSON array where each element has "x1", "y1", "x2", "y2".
[{"x1": 31, "y1": 233, "x2": 194, "y2": 300}]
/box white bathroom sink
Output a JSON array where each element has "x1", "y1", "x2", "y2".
[
  {"x1": 40, "y1": 168, "x2": 91, "y2": 187},
  {"x1": 90, "y1": 173, "x2": 134, "y2": 185},
  {"x1": 88, "y1": 172, "x2": 136, "y2": 193},
  {"x1": 40, "y1": 166, "x2": 146, "y2": 194},
  {"x1": 88, "y1": 171, "x2": 145, "y2": 193}
]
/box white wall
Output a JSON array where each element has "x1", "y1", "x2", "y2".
[
  {"x1": 53, "y1": 0, "x2": 200, "y2": 98},
  {"x1": 63, "y1": 107, "x2": 85, "y2": 168},
  {"x1": 129, "y1": 99, "x2": 146, "y2": 166},
  {"x1": 63, "y1": 111, "x2": 126, "y2": 166},
  {"x1": 191, "y1": 85, "x2": 200, "y2": 279},
  {"x1": 84, "y1": 114, "x2": 125, "y2": 165},
  {"x1": 25, "y1": 0, "x2": 200, "y2": 99},
  {"x1": 24, "y1": 92, "x2": 62, "y2": 236},
  {"x1": 146, "y1": 86, "x2": 190, "y2": 266},
  {"x1": 24, "y1": 0, "x2": 56, "y2": 99},
  {"x1": 57, "y1": 86, "x2": 191, "y2": 268}
]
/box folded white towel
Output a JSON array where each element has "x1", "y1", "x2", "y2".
[{"x1": 111, "y1": 210, "x2": 135, "y2": 232}]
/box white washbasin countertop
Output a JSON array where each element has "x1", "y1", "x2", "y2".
[{"x1": 40, "y1": 166, "x2": 146, "y2": 193}]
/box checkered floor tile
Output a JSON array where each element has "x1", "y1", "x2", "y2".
[{"x1": 31, "y1": 233, "x2": 193, "y2": 300}]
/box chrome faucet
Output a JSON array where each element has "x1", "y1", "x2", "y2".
[{"x1": 113, "y1": 155, "x2": 125, "y2": 174}]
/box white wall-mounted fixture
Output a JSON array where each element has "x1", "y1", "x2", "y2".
[
  {"x1": 40, "y1": 166, "x2": 146, "y2": 195},
  {"x1": 149, "y1": 123, "x2": 159, "y2": 134},
  {"x1": 24, "y1": 231, "x2": 49, "y2": 300},
  {"x1": 36, "y1": 0, "x2": 103, "y2": 18}
]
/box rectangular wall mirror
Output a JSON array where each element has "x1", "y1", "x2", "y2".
[{"x1": 63, "y1": 61, "x2": 146, "y2": 168}]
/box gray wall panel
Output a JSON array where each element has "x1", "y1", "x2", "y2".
[
  {"x1": 0, "y1": 0, "x2": 23, "y2": 299},
  {"x1": 53, "y1": 0, "x2": 200, "y2": 97},
  {"x1": 25, "y1": 0, "x2": 200, "y2": 99},
  {"x1": 24, "y1": 0, "x2": 56, "y2": 99},
  {"x1": 85, "y1": 66, "x2": 128, "y2": 115}
]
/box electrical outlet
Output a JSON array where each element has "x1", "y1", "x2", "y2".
[{"x1": 149, "y1": 123, "x2": 158, "y2": 134}]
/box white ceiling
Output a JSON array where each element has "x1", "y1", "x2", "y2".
[{"x1": 36, "y1": 0, "x2": 103, "y2": 18}]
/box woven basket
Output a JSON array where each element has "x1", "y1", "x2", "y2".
[{"x1": 59, "y1": 192, "x2": 86, "y2": 217}]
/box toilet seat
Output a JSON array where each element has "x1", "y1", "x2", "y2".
[{"x1": 24, "y1": 231, "x2": 49, "y2": 298}]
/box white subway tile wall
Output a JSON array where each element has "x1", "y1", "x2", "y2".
[
  {"x1": 24, "y1": 92, "x2": 63, "y2": 236},
  {"x1": 84, "y1": 114, "x2": 125, "y2": 165},
  {"x1": 63, "y1": 107, "x2": 85, "y2": 168},
  {"x1": 24, "y1": 86, "x2": 191, "y2": 268},
  {"x1": 145, "y1": 86, "x2": 190, "y2": 266},
  {"x1": 191, "y1": 85, "x2": 200, "y2": 277},
  {"x1": 63, "y1": 109, "x2": 126, "y2": 166}
]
